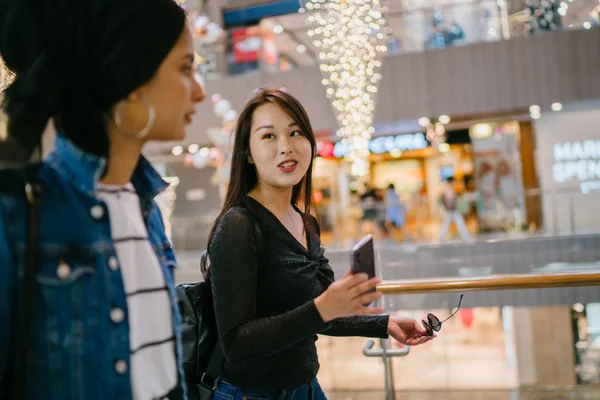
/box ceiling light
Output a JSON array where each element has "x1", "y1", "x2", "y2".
[
  {"x1": 273, "y1": 24, "x2": 284, "y2": 34},
  {"x1": 296, "y1": 44, "x2": 307, "y2": 53},
  {"x1": 418, "y1": 117, "x2": 431, "y2": 127},
  {"x1": 529, "y1": 105, "x2": 540, "y2": 113},
  {"x1": 551, "y1": 102, "x2": 563, "y2": 111},
  {"x1": 172, "y1": 146, "x2": 183, "y2": 156},
  {"x1": 573, "y1": 303, "x2": 585, "y2": 313},
  {"x1": 584, "y1": 22, "x2": 592, "y2": 30},
  {"x1": 438, "y1": 143, "x2": 450, "y2": 153},
  {"x1": 530, "y1": 112, "x2": 541, "y2": 120},
  {"x1": 188, "y1": 144, "x2": 200, "y2": 153},
  {"x1": 439, "y1": 115, "x2": 451, "y2": 124},
  {"x1": 471, "y1": 123, "x2": 493, "y2": 139},
  {"x1": 390, "y1": 149, "x2": 402, "y2": 158}
]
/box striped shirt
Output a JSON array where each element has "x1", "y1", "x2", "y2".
[{"x1": 97, "y1": 183, "x2": 177, "y2": 400}]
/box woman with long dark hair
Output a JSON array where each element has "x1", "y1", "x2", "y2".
[
  {"x1": 207, "y1": 88, "x2": 434, "y2": 399},
  {"x1": 0, "y1": 0, "x2": 204, "y2": 398}
]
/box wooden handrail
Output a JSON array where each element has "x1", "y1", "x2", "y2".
[{"x1": 376, "y1": 271, "x2": 600, "y2": 294}]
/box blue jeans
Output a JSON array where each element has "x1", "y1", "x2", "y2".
[{"x1": 212, "y1": 378, "x2": 327, "y2": 400}]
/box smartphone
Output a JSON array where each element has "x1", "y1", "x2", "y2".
[{"x1": 350, "y1": 234, "x2": 376, "y2": 305}]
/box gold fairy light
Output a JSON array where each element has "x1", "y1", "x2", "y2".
[
  {"x1": 0, "y1": 59, "x2": 13, "y2": 142},
  {"x1": 0, "y1": 58, "x2": 13, "y2": 93},
  {"x1": 157, "y1": 176, "x2": 180, "y2": 242},
  {"x1": 305, "y1": 0, "x2": 387, "y2": 176}
]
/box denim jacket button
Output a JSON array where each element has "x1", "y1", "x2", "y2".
[
  {"x1": 108, "y1": 256, "x2": 119, "y2": 271},
  {"x1": 57, "y1": 261, "x2": 72, "y2": 280},
  {"x1": 110, "y1": 308, "x2": 125, "y2": 324},
  {"x1": 115, "y1": 360, "x2": 128, "y2": 374},
  {"x1": 90, "y1": 205, "x2": 104, "y2": 220}
]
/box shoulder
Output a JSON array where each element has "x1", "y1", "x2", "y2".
[
  {"x1": 219, "y1": 206, "x2": 254, "y2": 226},
  {"x1": 212, "y1": 206, "x2": 258, "y2": 240}
]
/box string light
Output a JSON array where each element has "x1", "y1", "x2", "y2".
[
  {"x1": 305, "y1": 0, "x2": 388, "y2": 176},
  {"x1": 0, "y1": 60, "x2": 12, "y2": 141},
  {"x1": 157, "y1": 176, "x2": 179, "y2": 242}
]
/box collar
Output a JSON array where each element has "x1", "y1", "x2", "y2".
[{"x1": 46, "y1": 134, "x2": 169, "y2": 200}]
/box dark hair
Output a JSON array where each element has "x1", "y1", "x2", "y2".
[
  {"x1": 446, "y1": 176, "x2": 456, "y2": 183},
  {"x1": 208, "y1": 88, "x2": 317, "y2": 247},
  {"x1": 387, "y1": 183, "x2": 395, "y2": 190},
  {"x1": 0, "y1": 0, "x2": 186, "y2": 161}
]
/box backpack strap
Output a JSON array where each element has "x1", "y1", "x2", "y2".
[
  {"x1": 202, "y1": 341, "x2": 224, "y2": 389},
  {"x1": 0, "y1": 163, "x2": 43, "y2": 399}
]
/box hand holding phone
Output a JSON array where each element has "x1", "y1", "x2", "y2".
[{"x1": 313, "y1": 271, "x2": 383, "y2": 322}]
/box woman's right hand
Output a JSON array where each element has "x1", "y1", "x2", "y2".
[{"x1": 314, "y1": 270, "x2": 384, "y2": 323}]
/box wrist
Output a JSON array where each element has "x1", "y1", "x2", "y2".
[{"x1": 314, "y1": 296, "x2": 332, "y2": 323}]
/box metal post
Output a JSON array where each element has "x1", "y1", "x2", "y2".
[
  {"x1": 382, "y1": 338, "x2": 397, "y2": 400},
  {"x1": 552, "y1": 194, "x2": 559, "y2": 234},
  {"x1": 569, "y1": 194, "x2": 575, "y2": 235},
  {"x1": 380, "y1": 338, "x2": 395, "y2": 400},
  {"x1": 363, "y1": 340, "x2": 409, "y2": 399}
]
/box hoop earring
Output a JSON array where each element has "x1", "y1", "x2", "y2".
[{"x1": 114, "y1": 95, "x2": 156, "y2": 139}]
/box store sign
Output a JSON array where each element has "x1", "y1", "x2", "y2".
[
  {"x1": 231, "y1": 27, "x2": 262, "y2": 63},
  {"x1": 552, "y1": 140, "x2": 600, "y2": 192},
  {"x1": 330, "y1": 132, "x2": 428, "y2": 158}
]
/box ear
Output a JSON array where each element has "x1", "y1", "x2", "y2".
[
  {"x1": 127, "y1": 87, "x2": 148, "y2": 103},
  {"x1": 121, "y1": 93, "x2": 138, "y2": 105},
  {"x1": 247, "y1": 153, "x2": 254, "y2": 164}
]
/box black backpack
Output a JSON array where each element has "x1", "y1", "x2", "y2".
[{"x1": 176, "y1": 208, "x2": 262, "y2": 400}]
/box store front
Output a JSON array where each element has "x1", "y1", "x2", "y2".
[
  {"x1": 315, "y1": 129, "x2": 476, "y2": 243},
  {"x1": 468, "y1": 120, "x2": 529, "y2": 232},
  {"x1": 534, "y1": 102, "x2": 600, "y2": 234}
]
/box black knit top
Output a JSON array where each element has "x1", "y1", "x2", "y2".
[{"x1": 208, "y1": 197, "x2": 389, "y2": 390}]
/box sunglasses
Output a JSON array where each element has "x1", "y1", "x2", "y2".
[{"x1": 422, "y1": 294, "x2": 463, "y2": 336}]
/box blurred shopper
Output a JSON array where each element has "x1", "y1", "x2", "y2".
[
  {"x1": 359, "y1": 184, "x2": 385, "y2": 239},
  {"x1": 425, "y1": 15, "x2": 465, "y2": 49},
  {"x1": 206, "y1": 88, "x2": 434, "y2": 400},
  {"x1": 385, "y1": 183, "x2": 406, "y2": 241},
  {"x1": 496, "y1": 159, "x2": 520, "y2": 209},
  {"x1": 375, "y1": 187, "x2": 389, "y2": 239},
  {"x1": 413, "y1": 186, "x2": 430, "y2": 241},
  {"x1": 0, "y1": 1, "x2": 205, "y2": 399},
  {"x1": 439, "y1": 177, "x2": 472, "y2": 241}
]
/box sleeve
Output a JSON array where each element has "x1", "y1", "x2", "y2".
[
  {"x1": 208, "y1": 208, "x2": 330, "y2": 364},
  {"x1": 0, "y1": 199, "x2": 17, "y2": 383},
  {"x1": 324, "y1": 315, "x2": 389, "y2": 338},
  {"x1": 306, "y1": 215, "x2": 390, "y2": 339}
]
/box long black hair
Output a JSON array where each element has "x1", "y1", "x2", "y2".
[
  {"x1": 0, "y1": 0, "x2": 186, "y2": 162},
  {"x1": 208, "y1": 88, "x2": 317, "y2": 247}
]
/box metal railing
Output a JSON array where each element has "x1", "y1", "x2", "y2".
[
  {"x1": 377, "y1": 270, "x2": 600, "y2": 295},
  {"x1": 368, "y1": 269, "x2": 600, "y2": 400}
]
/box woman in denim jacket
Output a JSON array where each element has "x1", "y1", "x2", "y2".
[{"x1": 0, "y1": 0, "x2": 204, "y2": 399}]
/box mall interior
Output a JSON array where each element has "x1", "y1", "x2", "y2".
[{"x1": 2, "y1": 0, "x2": 600, "y2": 398}]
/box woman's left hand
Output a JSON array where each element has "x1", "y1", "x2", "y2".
[{"x1": 387, "y1": 316, "x2": 435, "y2": 346}]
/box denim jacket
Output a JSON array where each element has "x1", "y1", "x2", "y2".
[{"x1": 0, "y1": 135, "x2": 186, "y2": 400}]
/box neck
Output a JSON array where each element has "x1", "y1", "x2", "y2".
[
  {"x1": 101, "y1": 132, "x2": 144, "y2": 186},
  {"x1": 249, "y1": 182, "x2": 295, "y2": 215}
]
